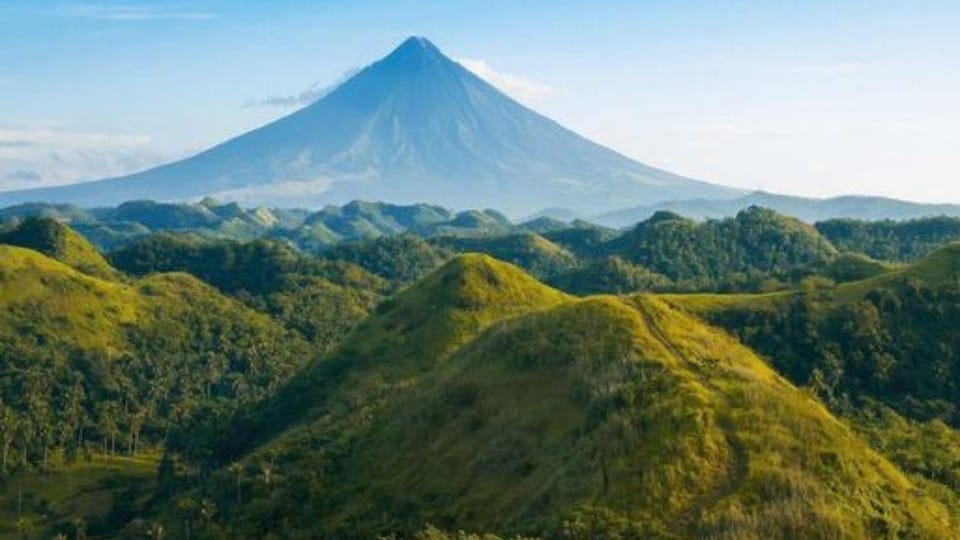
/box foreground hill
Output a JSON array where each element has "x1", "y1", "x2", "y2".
[
  {"x1": 0, "y1": 216, "x2": 119, "y2": 279},
  {"x1": 192, "y1": 255, "x2": 954, "y2": 538},
  {"x1": 0, "y1": 225, "x2": 319, "y2": 535}
]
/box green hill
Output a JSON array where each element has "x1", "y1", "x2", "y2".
[
  {"x1": 0, "y1": 233, "x2": 312, "y2": 507},
  {"x1": 547, "y1": 255, "x2": 671, "y2": 294},
  {"x1": 431, "y1": 233, "x2": 579, "y2": 279},
  {"x1": 195, "y1": 256, "x2": 953, "y2": 538},
  {"x1": 0, "y1": 217, "x2": 119, "y2": 279},
  {"x1": 321, "y1": 234, "x2": 453, "y2": 286},
  {"x1": 108, "y1": 233, "x2": 385, "y2": 351},
  {"x1": 667, "y1": 241, "x2": 960, "y2": 445},
  {"x1": 817, "y1": 216, "x2": 960, "y2": 262},
  {"x1": 604, "y1": 207, "x2": 838, "y2": 290}
]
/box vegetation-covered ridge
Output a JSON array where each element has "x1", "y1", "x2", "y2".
[
  {"x1": 6, "y1": 213, "x2": 960, "y2": 538},
  {"x1": 0, "y1": 227, "x2": 322, "y2": 536},
  {"x1": 182, "y1": 255, "x2": 956, "y2": 539}
]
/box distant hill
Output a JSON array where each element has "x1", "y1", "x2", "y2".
[
  {"x1": 591, "y1": 191, "x2": 960, "y2": 227},
  {"x1": 602, "y1": 207, "x2": 838, "y2": 288}
]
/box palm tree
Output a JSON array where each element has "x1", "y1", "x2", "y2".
[
  {"x1": 14, "y1": 516, "x2": 34, "y2": 540},
  {"x1": 228, "y1": 462, "x2": 244, "y2": 505},
  {"x1": 145, "y1": 522, "x2": 164, "y2": 540},
  {"x1": 260, "y1": 462, "x2": 274, "y2": 491},
  {"x1": 176, "y1": 497, "x2": 197, "y2": 540},
  {"x1": 72, "y1": 516, "x2": 87, "y2": 540},
  {"x1": 199, "y1": 499, "x2": 218, "y2": 529}
]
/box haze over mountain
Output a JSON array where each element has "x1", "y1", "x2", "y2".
[
  {"x1": 0, "y1": 37, "x2": 742, "y2": 216},
  {"x1": 587, "y1": 191, "x2": 960, "y2": 227}
]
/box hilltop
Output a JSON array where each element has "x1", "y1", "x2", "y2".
[{"x1": 194, "y1": 256, "x2": 955, "y2": 538}]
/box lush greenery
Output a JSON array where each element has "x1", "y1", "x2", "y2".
[
  {"x1": 170, "y1": 257, "x2": 955, "y2": 538},
  {"x1": 108, "y1": 233, "x2": 385, "y2": 352},
  {"x1": 5, "y1": 206, "x2": 960, "y2": 538},
  {"x1": 817, "y1": 216, "x2": 960, "y2": 262},
  {"x1": 0, "y1": 221, "x2": 327, "y2": 536},
  {"x1": 682, "y1": 244, "x2": 960, "y2": 425}
]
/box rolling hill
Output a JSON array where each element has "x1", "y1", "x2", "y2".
[{"x1": 197, "y1": 255, "x2": 956, "y2": 538}]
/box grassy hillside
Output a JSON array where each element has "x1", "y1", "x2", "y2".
[
  {"x1": 0, "y1": 217, "x2": 119, "y2": 279},
  {"x1": 0, "y1": 232, "x2": 313, "y2": 488},
  {"x1": 0, "y1": 454, "x2": 158, "y2": 540},
  {"x1": 209, "y1": 254, "x2": 570, "y2": 461},
  {"x1": 663, "y1": 243, "x2": 960, "y2": 497},
  {"x1": 192, "y1": 256, "x2": 954, "y2": 538}
]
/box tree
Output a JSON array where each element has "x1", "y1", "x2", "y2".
[
  {"x1": 177, "y1": 497, "x2": 197, "y2": 540},
  {"x1": 145, "y1": 523, "x2": 165, "y2": 540},
  {"x1": 228, "y1": 462, "x2": 244, "y2": 505},
  {"x1": 200, "y1": 498, "x2": 218, "y2": 529},
  {"x1": 14, "y1": 516, "x2": 35, "y2": 540},
  {"x1": 0, "y1": 404, "x2": 17, "y2": 474}
]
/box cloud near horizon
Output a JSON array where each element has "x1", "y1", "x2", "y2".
[{"x1": 0, "y1": 127, "x2": 168, "y2": 190}]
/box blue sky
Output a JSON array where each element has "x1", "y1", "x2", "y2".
[{"x1": 1, "y1": 0, "x2": 959, "y2": 202}]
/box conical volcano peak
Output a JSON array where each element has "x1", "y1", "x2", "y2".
[
  {"x1": 0, "y1": 35, "x2": 742, "y2": 214},
  {"x1": 397, "y1": 36, "x2": 440, "y2": 53},
  {"x1": 384, "y1": 36, "x2": 446, "y2": 65}
]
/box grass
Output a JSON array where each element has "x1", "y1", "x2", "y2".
[
  {"x1": 221, "y1": 255, "x2": 957, "y2": 538},
  {"x1": 0, "y1": 453, "x2": 159, "y2": 540}
]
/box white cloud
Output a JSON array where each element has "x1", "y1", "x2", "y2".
[
  {"x1": 0, "y1": 128, "x2": 168, "y2": 190},
  {"x1": 52, "y1": 4, "x2": 218, "y2": 21},
  {"x1": 245, "y1": 68, "x2": 361, "y2": 108},
  {"x1": 457, "y1": 58, "x2": 556, "y2": 103}
]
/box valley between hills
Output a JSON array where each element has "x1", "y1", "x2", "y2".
[{"x1": 3, "y1": 203, "x2": 960, "y2": 538}]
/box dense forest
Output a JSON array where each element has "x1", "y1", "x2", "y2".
[{"x1": 4, "y1": 204, "x2": 960, "y2": 538}]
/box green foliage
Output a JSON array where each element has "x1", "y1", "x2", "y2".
[
  {"x1": 109, "y1": 233, "x2": 386, "y2": 351},
  {"x1": 541, "y1": 221, "x2": 619, "y2": 260},
  {"x1": 547, "y1": 256, "x2": 671, "y2": 294},
  {"x1": 189, "y1": 258, "x2": 952, "y2": 538},
  {"x1": 322, "y1": 234, "x2": 453, "y2": 286},
  {"x1": 431, "y1": 233, "x2": 579, "y2": 279},
  {"x1": 0, "y1": 217, "x2": 119, "y2": 279},
  {"x1": 604, "y1": 207, "x2": 838, "y2": 291},
  {"x1": 0, "y1": 454, "x2": 157, "y2": 539},
  {"x1": 818, "y1": 216, "x2": 960, "y2": 261},
  {"x1": 0, "y1": 239, "x2": 312, "y2": 480}
]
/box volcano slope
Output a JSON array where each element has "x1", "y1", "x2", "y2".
[{"x1": 203, "y1": 254, "x2": 955, "y2": 539}]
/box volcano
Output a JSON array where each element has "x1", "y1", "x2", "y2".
[{"x1": 0, "y1": 37, "x2": 742, "y2": 215}]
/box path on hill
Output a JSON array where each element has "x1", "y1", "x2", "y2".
[{"x1": 628, "y1": 298, "x2": 750, "y2": 535}]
